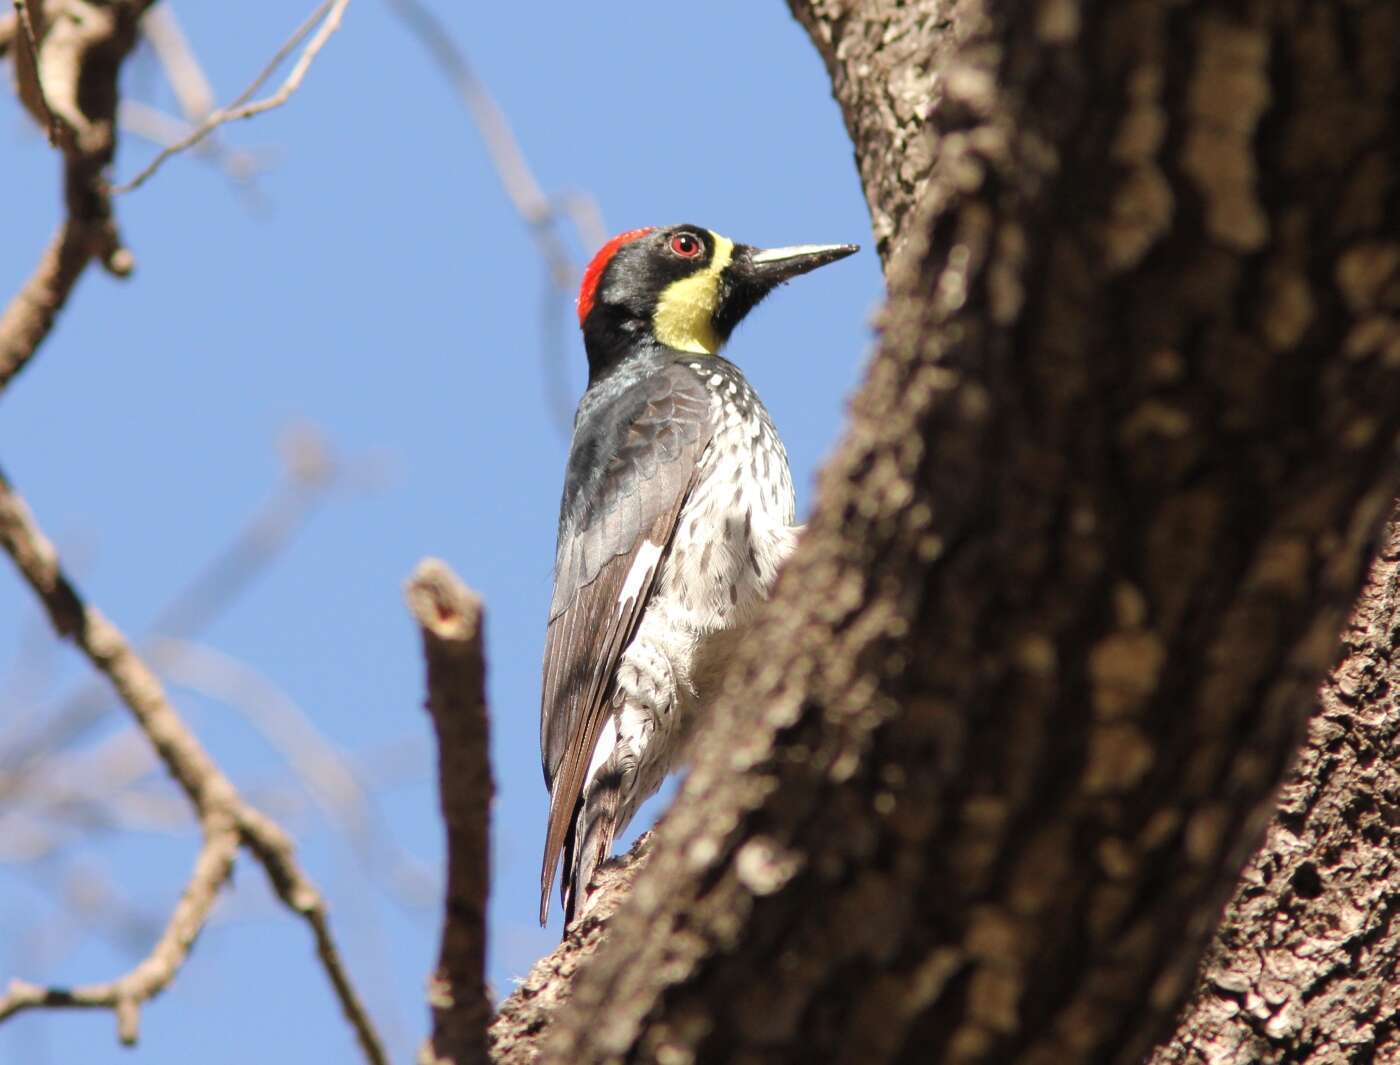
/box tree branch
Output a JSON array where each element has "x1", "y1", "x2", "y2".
[
  {"x1": 542, "y1": 2, "x2": 1400, "y2": 1060},
  {"x1": 0, "y1": 221, "x2": 100, "y2": 395},
  {"x1": 488, "y1": 835, "x2": 651, "y2": 1065},
  {"x1": 138, "y1": 5, "x2": 215, "y2": 123},
  {"x1": 786, "y1": 0, "x2": 954, "y2": 266},
  {"x1": 382, "y1": 0, "x2": 604, "y2": 277},
  {"x1": 11, "y1": 0, "x2": 58, "y2": 142},
  {"x1": 383, "y1": 0, "x2": 607, "y2": 434},
  {"x1": 114, "y1": 0, "x2": 349, "y2": 194},
  {"x1": 0, "y1": 467, "x2": 388, "y2": 1065},
  {"x1": 122, "y1": 7, "x2": 268, "y2": 196},
  {"x1": 154, "y1": 638, "x2": 437, "y2": 908},
  {"x1": 1150, "y1": 513, "x2": 1400, "y2": 1061},
  {"x1": 0, "y1": 426, "x2": 340, "y2": 791},
  {"x1": 406, "y1": 560, "x2": 492, "y2": 1065},
  {"x1": 118, "y1": 100, "x2": 269, "y2": 193},
  {"x1": 0, "y1": 824, "x2": 240, "y2": 1043},
  {"x1": 0, "y1": 0, "x2": 149, "y2": 399}
]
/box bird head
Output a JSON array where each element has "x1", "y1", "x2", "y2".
[{"x1": 576, "y1": 225, "x2": 857, "y2": 375}]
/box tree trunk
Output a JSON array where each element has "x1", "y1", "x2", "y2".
[
  {"x1": 783, "y1": 0, "x2": 960, "y2": 266},
  {"x1": 488, "y1": 0, "x2": 1400, "y2": 1061},
  {"x1": 1148, "y1": 520, "x2": 1400, "y2": 1062}
]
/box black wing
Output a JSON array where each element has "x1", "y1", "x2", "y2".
[{"x1": 539, "y1": 362, "x2": 713, "y2": 923}]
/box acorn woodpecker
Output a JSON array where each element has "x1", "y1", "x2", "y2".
[{"x1": 540, "y1": 224, "x2": 857, "y2": 926}]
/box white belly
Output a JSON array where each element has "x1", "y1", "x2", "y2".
[{"x1": 585, "y1": 365, "x2": 799, "y2": 843}]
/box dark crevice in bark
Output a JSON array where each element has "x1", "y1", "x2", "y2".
[{"x1": 476, "y1": 2, "x2": 1400, "y2": 1061}]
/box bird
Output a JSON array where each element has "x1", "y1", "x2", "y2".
[{"x1": 539, "y1": 224, "x2": 858, "y2": 927}]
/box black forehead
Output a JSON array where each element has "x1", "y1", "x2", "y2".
[
  {"x1": 600, "y1": 224, "x2": 717, "y2": 294},
  {"x1": 622, "y1": 224, "x2": 712, "y2": 259}
]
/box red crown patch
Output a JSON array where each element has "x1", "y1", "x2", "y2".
[{"x1": 577, "y1": 227, "x2": 655, "y2": 326}]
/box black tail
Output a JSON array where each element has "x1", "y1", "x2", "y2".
[{"x1": 560, "y1": 768, "x2": 622, "y2": 930}]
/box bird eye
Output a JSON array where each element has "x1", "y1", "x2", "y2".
[{"x1": 670, "y1": 232, "x2": 703, "y2": 259}]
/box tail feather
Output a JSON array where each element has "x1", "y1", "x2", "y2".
[{"x1": 562, "y1": 769, "x2": 622, "y2": 927}]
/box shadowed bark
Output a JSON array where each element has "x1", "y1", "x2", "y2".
[
  {"x1": 518, "y1": 0, "x2": 1400, "y2": 1061},
  {"x1": 1149, "y1": 519, "x2": 1400, "y2": 1062}
]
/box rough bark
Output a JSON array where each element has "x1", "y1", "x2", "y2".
[
  {"x1": 1149, "y1": 521, "x2": 1400, "y2": 1063},
  {"x1": 489, "y1": 837, "x2": 650, "y2": 1065},
  {"x1": 529, "y1": 0, "x2": 1400, "y2": 1062},
  {"x1": 785, "y1": 0, "x2": 958, "y2": 266}
]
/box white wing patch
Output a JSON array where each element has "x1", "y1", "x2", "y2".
[
  {"x1": 618, "y1": 539, "x2": 663, "y2": 606},
  {"x1": 585, "y1": 715, "x2": 619, "y2": 787}
]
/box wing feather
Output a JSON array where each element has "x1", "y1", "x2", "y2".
[{"x1": 538, "y1": 364, "x2": 712, "y2": 924}]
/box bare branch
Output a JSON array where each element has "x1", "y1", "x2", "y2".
[
  {"x1": 11, "y1": 0, "x2": 58, "y2": 143},
  {"x1": 122, "y1": 8, "x2": 273, "y2": 196},
  {"x1": 0, "y1": 222, "x2": 97, "y2": 395},
  {"x1": 0, "y1": 728, "x2": 177, "y2": 863},
  {"x1": 556, "y1": 191, "x2": 607, "y2": 251},
  {"x1": 157, "y1": 638, "x2": 437, "y2": 908},
  {"x1": 155, "y1": 424, "x2": 338, "y2": 637},
  {"x1": 119, "y1": 100, "x2": 270, "y2": 191},
  {"x1": 0, "y1": 427, "x2": 339, "y2": 780},
  {"x1": 235, "y1": 803, "x2": 386, "y2": 1064},
  {"x1": 0, "y1": 467, "x2": 387, "y2": 1065},
  {"x1": 385, "y1": 0, "x2": 551, "y2": 236},
  {"x1": 383, "y1": 0, "x2": 608, "y2": 433},
  {"x1": 138, "y1": 5, "x2": 215, "y2": 121},
  {"x1": 0, "y1": 825, "x2": 240, "y2": 1043},
  {"x1": 406, "y1": 560, "x2": 491, "y2": 1065},
  {"x1": 115, "y1": 0, "x2": 349, "y2": 194},
  {"x1": 0, "y1": 0, "x2": 150, "y2": 400}
]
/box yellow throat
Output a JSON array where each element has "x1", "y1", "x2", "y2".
[{"x1": 651, "y1": 233, "x2": 735, "y2": 355}]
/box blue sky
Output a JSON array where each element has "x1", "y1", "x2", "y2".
[{"x1": 0, "y1": 3, "x2": 882, "y2": 1061}]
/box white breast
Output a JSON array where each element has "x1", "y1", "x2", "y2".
[{"x1": 644, "y1": 360, "x2": 798, "y2": 704}]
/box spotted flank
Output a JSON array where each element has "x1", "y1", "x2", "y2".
[{"x1": 540, "y1": 224, "x2": 857, "y2": 929}]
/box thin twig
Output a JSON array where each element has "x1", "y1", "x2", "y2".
[
  {"x1": 21, "y1": 860, "x2": 167, "y2": 963},
  {"x1": 235, "y1": 803, "x2": 386, "y2": 1063},
  {"x1": 0, "y1": 430, "x2": 339, "y2": 784},
  {"x1": 1, "y1": 728, "x2": 173, "y2": 860},
  {"x1": 128, "y1": 8, "x2": 271, "y2": 198},
  {"x1": 556, "y1": 191, "x2": 608, "y2": 251},
  {"x1": 407, "y1": 560, "x2": 492, "y2": 1065},
  {"x1": 154, "y1": 426, "x2": 337, "y2": 637},
  {"x1": 539, "y1": 275, "x2": 575, "y2": 437},
  {"x1": 383, "y1": 0, "x2": 608, "y2": 435},
  {"x1": 138, "y1": 5, "x2": 215, "y2": 122},
  {"x1": 0, "y1": 467, "x2": 388, "y2": 1065},
  {"x1": 157, "y1": 638, "x2": 438, "y2": 908},
  {"x1": 0, "y1": 826, "x2": 239, "y2": 1043},
  {"x1": 385, "y1": 0, "x2": 551, "y2": 231},
  {"x1": 115, "y1": 0, "x2": 349, "y2": 194},
  {"x1": 119, "y1": 100, "x2": 270, "y2": 192}
]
